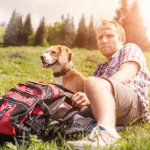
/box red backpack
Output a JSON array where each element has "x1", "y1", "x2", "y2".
[{"x1": 0, "y1": 81, "x2": 76, "y2": 144}]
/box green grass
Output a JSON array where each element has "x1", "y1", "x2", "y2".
[
  {"x1": 0, "y1": 47, "x2": 102, "y2": 95},
  {"x1": 0, "y1": 46, "x2": 150, "y2": 150}
]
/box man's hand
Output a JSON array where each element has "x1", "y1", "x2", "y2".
[{"x1": 71, "y1": 92, "x2": 90, "y2": 108}]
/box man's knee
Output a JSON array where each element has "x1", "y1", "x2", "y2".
[
  {"x1": 84, "y1": 77, "x2": 97, "y2": 88},
  {"x1": 84, "y1": 77, "x2": 113, "y2": 92}
]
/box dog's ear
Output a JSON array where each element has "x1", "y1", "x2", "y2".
[
  {"x1": 57, "y1": 45, "x2": 72, "y2": 65},
  {"x1": 63, "y1": 46, "x2": 73, "y2": 62},
  {"x1": 58, "y1": 45, "x2": 73, "y2": 64}
]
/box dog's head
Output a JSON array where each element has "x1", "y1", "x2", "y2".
[{"x1": 40, "y1": 45, "x2": 73, "y2": 68}]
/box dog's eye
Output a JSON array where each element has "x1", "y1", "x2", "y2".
[{"x1": 51, "y1": 51, "x2": 56, "y2": 54}]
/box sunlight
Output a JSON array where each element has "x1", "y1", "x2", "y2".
[{"x1": 139, "y1": 0, "x2": 150, "y2": 39}]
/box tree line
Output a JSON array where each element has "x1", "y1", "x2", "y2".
[
  {"x1": 1, "y1": 0, "x2": 150, "y2": 50},
  {"x1": 2, "y1": 10, "x2": 97, "y2": 50}
]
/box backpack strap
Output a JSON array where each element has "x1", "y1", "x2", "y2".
[
  {"x1": 24, "y1": 100, "x2": 50, "y2": 133},
  {"x1": 52, "y1": 83, "x2": 74, "y2": 94},
  {"x1": 48, "y1": 96, "x2": 66, "y2": 116}
]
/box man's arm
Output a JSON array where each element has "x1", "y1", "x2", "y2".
[
  {"x1": 71, "y1": 61, "x2": 140, "y2": 108},
  {"x1": 109, "y1": 61, "x2": 140, "y2": 84}
]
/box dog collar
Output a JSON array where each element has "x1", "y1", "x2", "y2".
[{"x1": 53, "y1": 66, "x2": 73, "y2": 77}]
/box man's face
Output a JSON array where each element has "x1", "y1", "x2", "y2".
[{"x1": 97, "y1": 23, "x2": 123, "y2": 58}]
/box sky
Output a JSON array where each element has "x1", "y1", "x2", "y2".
[{"x1": 0, "y1": 0, "x2": 150, "y2": 39}]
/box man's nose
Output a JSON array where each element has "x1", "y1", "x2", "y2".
[{"x1": 102, "y1": 37, "x2": 108, "y2": 43}]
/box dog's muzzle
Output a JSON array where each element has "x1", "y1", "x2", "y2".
[{"x1": 40, "y1": 55, "x2": 58, "y2": 68}]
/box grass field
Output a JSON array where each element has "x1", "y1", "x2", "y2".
[{"x1": 0, "y1": 46, "x2": 150, "y2": 150}]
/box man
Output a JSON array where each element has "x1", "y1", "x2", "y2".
[{"x1": 67, "y1": 19, "x2": 150, "y2": 148}]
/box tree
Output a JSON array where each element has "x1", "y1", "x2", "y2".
[
  {"x1": 0, "y1": 24, "x2": 6, "y2": 45},
  {"x1": 124, "y1": 0, "x2": 149, "y2": 50},
  {"x1": 47, "y1": 22, "x2": 63, "y2": 45},
  {"x1": 3, "y1": 10, "x2": 26, "y2": 46},
  {"x1": 34, "y1": 17, "x2": 47, "y2": 46},
  {"x1": 3, "y1": 10, "x2": 33, "y2": 46},
  {"x1": 59, "y1": 14, "x2": 76, "y2": 47},
  {"x1": 16, "y1": 14, "x2": 24, "y2": 45},
  {"x1": 70, "y1": 17, "x2": 76, "y2": 46},
  {"x1": 22, "y1": 14, "x2": 33, "y2": 45},
  {"x1": 73, "y1": 15, "x2": 88, "y2": 48},
  {"x1": 114, "y1": 0, "x2": 129, "y2": 25},
  {"x1": 114, "y1": 0, "x2": 149, "y2": 50},
  {"x1": 3, "y1": 10, "x2": 19, "y2": 46},
  {"x1": 86, "y1": 16, "x2": 97, "y2": 49}
]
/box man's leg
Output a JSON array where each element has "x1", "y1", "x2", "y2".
[
  {"x1": 67, "y1": 77, "x2": 142, "y2": 148},
  {"x1": 84, "y1": 77, "x2": 116, "y2": 128},
  {"x1": 66, "y1": 77, "x2": 120, "y2": 148},
  {"x1": 84, "y1": 76, "x2": 142, "y2": 126}
]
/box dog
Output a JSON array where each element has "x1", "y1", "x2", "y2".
[{"x1": 40, "y1": 45, "x2": 85, "y2": 93}]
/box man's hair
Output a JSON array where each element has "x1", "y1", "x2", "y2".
[{"x1": 96, "y1": 19, "x2": 126, "y2": 43}]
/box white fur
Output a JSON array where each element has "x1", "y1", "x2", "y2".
[
  {"x1": 55, "y1": 76, "x2": 63, "y2": 85},
  {"x1": 42, "y1": 53, "x2": 53, "y2": 64}
]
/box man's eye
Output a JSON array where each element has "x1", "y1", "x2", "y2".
[
  {"x1": 107, "y1": 35, "x2": 114, "y2": 38},
  {"x1": 97, "y1": 36, "x2": 102, "y2": 40}
]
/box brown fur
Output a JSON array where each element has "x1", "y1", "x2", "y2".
[
  {"x1": 41, "y1": 45, "x2": 85, "y2": 93},
  {"x1": 62, "y1": 69, "x2": 85, "y2": 93}
]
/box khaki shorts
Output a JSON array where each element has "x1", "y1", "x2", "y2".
[{"x1": 105, "y1": 78, "x2": 142, "y2": 126}]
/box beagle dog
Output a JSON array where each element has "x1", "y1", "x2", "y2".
[{"x1": 40, "y1": 45, "x2": 85, "y2": 93}]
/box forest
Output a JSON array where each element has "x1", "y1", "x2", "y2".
[{"x1": 0, "y1": 0, "x2": 149, "y2": 51}]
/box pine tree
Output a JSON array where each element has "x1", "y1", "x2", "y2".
[
  {"x1": 114, "y1": 0, "x2": 149, "y2": 50},
  {"x1": 59, "y1": 14, "x2": 76, "y2": 47},
  {"x1": 70, "y1": 17, "x2": 76, "y2": 46},
  {"x1": 47, "y1": 22, "x2": 63, "y2": 45},
  {"x1": 123, "y1": 0, "x2": 149, "y2": 50},
  {"x1": 16, "y1": 15, "x2": 24, "y2": 45},
  {"x1": 86, "y1": 16, "x2": 97, "y2": 49},
  {"x1": 3, "y1": 10, "x2": 26, "y2": 46},
  {"x1": 114, "y1": 0, "x2": 129, "y2": 24},
  {"x1": 34, "y1": 17, "x2": 46, "y2": 46},
  {"x1": 3, "y1": 10, "x2": 19, "y2": 46},
  {"x1": 3, "y1": 10, "x2": 33, "y2": 46},
  {"x1": 23, "y1": 14, "x2": 33, "y2": 45},
  {"x1": 73, "y1": 15, "x2": 88, "y2": 48}
]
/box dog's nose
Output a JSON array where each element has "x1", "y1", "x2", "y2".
[{"x1": 40, "y1": 55, "x2": 44, "y2": 60}]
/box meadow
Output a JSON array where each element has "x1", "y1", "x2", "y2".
[{"x1": 0, "y1": 46, "x2": 150, "y2": 150}]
